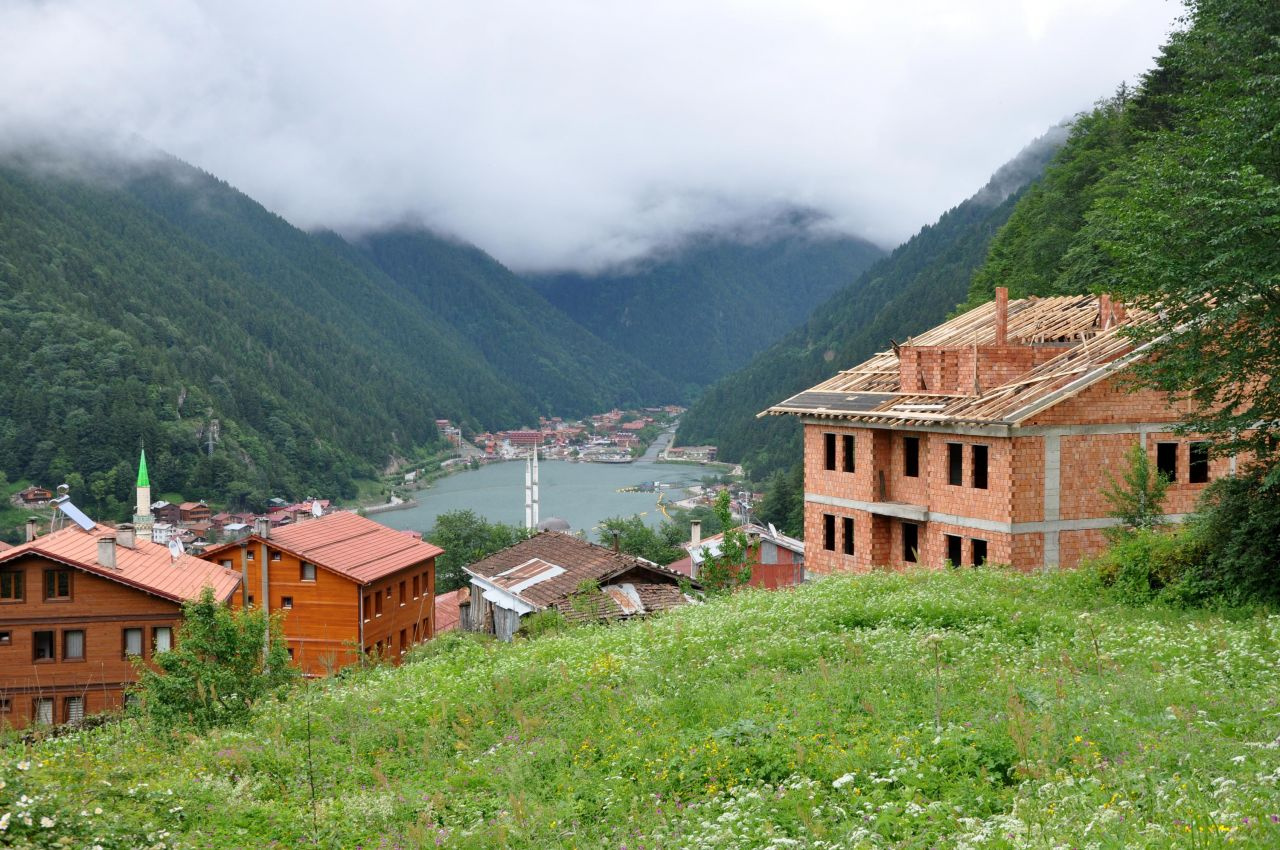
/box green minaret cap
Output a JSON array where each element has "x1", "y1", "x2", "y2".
[{"x1": 137, "y1": 449, "x2": 150, "y2": 488}]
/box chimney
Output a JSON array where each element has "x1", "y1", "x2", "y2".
[
  {"x1": 690, "y1": 519, "x2": 702, "y2": 548},
  {"x1": 254, "y1": 517, "x2": 271, "y2": 539},
  {"x1": 97, "y1": 534, "x2": 117, "y2": 569},
  {"x1": 25, "y1": 517, "x2": 38, "y2": 542},
  {"x1": 994, "y1": 287, "x2": 1009, "y2": 345},
  {"x1": 611, "y1": 529, "x2": 621, "y2": 553},
  {"x1": 1111, "y1": 296, "x2": 1126, "y2": 324},
  {"x1": 116, "y1": 523, "x2": 136, "y2": 549}
]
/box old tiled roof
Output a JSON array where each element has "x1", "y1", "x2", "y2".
[
  {"x1": 554, "y1": 582, "x2": 689, "y2": 623},
  {"x1": 435, "y1": 588, "x2": 463, "y2": 633},
  {"x1": 763, "y1": 294, "x2": 1158, "y2": 427},
  {"x1": 466, "y1": 532, "x2": 693, "y2": 613},
  {"x1": 205, "y1": 511, "x2": 442, "y2": 586},
  {"x1": 0, "y1": 524, "x2": 240, "y2": 603}
]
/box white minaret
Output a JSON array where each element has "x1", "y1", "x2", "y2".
[
  {"x1": 531, "y1": 445, "x2": 540, "y2": 528},
  {"x1": 524, "y1": 453, "x2": 533, "y2": 530},
  {"x1": 133, "y1": 448, "x2": 155, "y2": 541}
]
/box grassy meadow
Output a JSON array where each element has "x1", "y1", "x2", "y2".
[{"x1": 3, "y1": 568, "x2": 1280, "y2": 848}]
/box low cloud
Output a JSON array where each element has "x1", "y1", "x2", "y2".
[{"x1": 0, "y1": 0, "x2": 1181, "y2": 272}]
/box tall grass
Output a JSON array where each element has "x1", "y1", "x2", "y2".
[{"x1": 3, "y1": 568, "x2": 1279, "y2": 848}]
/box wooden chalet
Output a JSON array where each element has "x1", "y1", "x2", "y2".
[
  {"x1": 460, "y1": 532, "x2": 696, "y2": 640},
  {"x1": 0, "y1": 522, "x2": 240, "y2": 728},
  {"x1": 17, "y1": 486, "x2": 53, "y2": 505},
  {"x1": 201, "y1": 512, "x2": 442, "y2": 675},
  {"x1": 178, "y1": 502, "x2": 212, "y2": 525}
]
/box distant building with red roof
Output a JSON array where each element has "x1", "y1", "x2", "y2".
[
  {"x1": 201, "y1": 512, "x2": 442, "y2": 675},
  {"x1": 0, "y1": 521, "x2": 241, "y2": 728}
]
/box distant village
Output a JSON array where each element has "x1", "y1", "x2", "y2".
[{"x1": 434, "y1": 404, "x2": 715, "y2": 466}]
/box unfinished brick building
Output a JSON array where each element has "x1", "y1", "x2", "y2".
[{"x1": 763, "y1": 289, "x2": 1235, "y2": 572}]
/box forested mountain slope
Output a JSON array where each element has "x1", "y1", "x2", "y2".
[
  {"x1": 676, "y1": 129, "x2": 1067, "y2": 475},
  {"x1": 526, "y1": 217, "x2": 883, "y2": 392},
  {"x1": 0, "y1": 150, "x2": 674, "y2": 525},
  {"x1": 963, "y1": 0, "x2": 1280, "y2": 313}
]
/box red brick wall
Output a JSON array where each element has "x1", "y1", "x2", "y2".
[
  {"x1": 1011, "y1": 436, "x2": 1045, "y2": 523},
  {"x1": 1025, "y1": 376, "x2": 1191, "y2": 427}
]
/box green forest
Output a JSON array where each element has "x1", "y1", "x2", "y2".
[{"x1": 0, "y1": 152, "x2": 676, "y2": 530}]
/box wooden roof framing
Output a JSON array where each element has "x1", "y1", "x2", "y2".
[{"x1": 762, "y1": 295, "x2": 1158, "y2": 428}]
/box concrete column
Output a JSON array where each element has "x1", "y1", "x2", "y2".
[{"x1": 1042, "y1": 434, "x2": 1061, "y2": 568}]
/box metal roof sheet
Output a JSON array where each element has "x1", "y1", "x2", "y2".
[{"x1": 228, "y1": 511, "x2": 444, "y2": 585}]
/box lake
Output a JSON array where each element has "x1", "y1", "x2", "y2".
[{"x1": 375, "y1": 433, "x2": 715, "y2": 539}]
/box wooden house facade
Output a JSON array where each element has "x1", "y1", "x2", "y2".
[
  {"x1": 201, "y1": 512, "x2": 441, "y2": 675},
  {"x1": 0, "y1": 523, "x2": 240, "y2": 728}
]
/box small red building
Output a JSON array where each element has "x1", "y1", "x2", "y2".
[{"x1": 764, "y1": 290, "x2": 1234, "y2": 572}]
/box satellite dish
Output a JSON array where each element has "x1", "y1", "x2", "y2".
[
  {"x1": 168, "y1": 539, "x2": 185, "y2": 560},
  {"x1": 311, "y1": 501, "x2": 323, "y2": 518}
]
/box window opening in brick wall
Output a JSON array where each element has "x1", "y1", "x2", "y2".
[
  {"x1": 413, "y1": 574, "x2": 420, "y2": 599},
  {"x1": 946, "y1": 534, "x2": 963, "y2": 566},
  {"x1": 947, "y1": 443, "x2": 963, "y2": 486},
  {"x1": 0, "y1": 697, "x2": 10, "y2": 713},
  {"x1": 1157, "y1": 442, "x2": 1178, "y2": 481},
  {"x1": 971, "y1": 538, "x2": 988, "y2": 567},
  {"x1": 842, "y1": 516, "x2": 854, "y2": 555},
  {"x1": 823, "y1": 514, "x2": 836, "y2": 551},
  {"x1": 842, "y1": 434, "x2": 855, "y2": 472},
  {"x1": 399, "y1": 581, "x2": 406, "y2": 605},
  {"x1": 65, "y1": 696, "x2": 84, "y2": 725},
  {"x1": 1189, "y1": 442, "x2": 1211, "y2": 483},
  {"x1": 35, "y1": 697, "x2": 53, "y2": 725},
  {"x1": 375, "y1": 593, "x2": 384, "y2": 617},
  {"x1": 902, "y1": 522, "x2": 919, "y2": 563},
  {"x1": 0, "y1": 630, "x2": 9, "y2": 645},
  {"x1": 824, "y1": 433, "x2": 837, "y2": 471},
  {"x1": 971, "y1": 444, "x2": 989, "y2": 490},
  {"x1": 903, "y1": 437, "x2": 920, "y2": 477}
]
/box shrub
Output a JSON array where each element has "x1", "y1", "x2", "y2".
[
  {"x1": 133, "y1": 588, "x2": 296, "y2": 731},
  {"x1": 1087, "y1": 527, "x2": 1201, "y2": 604},
  {"x1": 1171, "y1": 468, "x2": 1280, "y2": 607}
]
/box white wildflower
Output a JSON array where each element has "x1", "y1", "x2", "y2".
[
  {"x1": 832, "y1": 773, "x2": 855, "y2": 789},
  {"x1": 40, "y1": 815, "x2": 55, "y2": 828}
]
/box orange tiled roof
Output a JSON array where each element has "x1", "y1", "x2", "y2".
[
  {"x1": 0, "y1": 524, "x2": 240, "y2": 603},
  {"x1": 206, "y1": 511, "x2": 442, "y2": 586}
]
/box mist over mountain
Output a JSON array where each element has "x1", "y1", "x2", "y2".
[
  {"x1": 527, "y1": 211, "x2": 884, "y2": 392},
  {"x1": 675, "y1": 127, "x2": 1069, "y2": 476}
]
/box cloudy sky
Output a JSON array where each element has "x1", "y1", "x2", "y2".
[{"x1": 0, "y1": 0, "x2": 1181, "y2": 272}]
